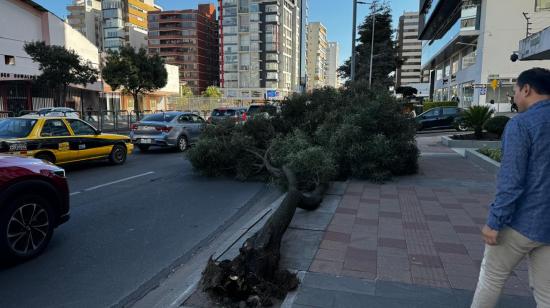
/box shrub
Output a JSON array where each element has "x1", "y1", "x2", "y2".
[
  {"x1": 423, "y1": 101, "x2": 458, "y2": 112},
  {"x1": 483, "y1": 116, "x2": 510, "y2": 139},
  {"x1": 462, "y1": 106, "x2": 494, "y2": 139},
  {"x1": 478, "y1": 148, "x2": 502, "y2": 162}
]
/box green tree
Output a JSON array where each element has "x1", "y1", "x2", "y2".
[
  {"x1": 339, "y1": 4, "x2": 398, "y2": 88},
  {"x1": 102, "y1": 46, "x2": 167, "y2": 117},
  {"x1": 180, "y1": 84, "x2": 194, "y2": 98},
  {"x1": 24, "y1": 41, "x2": 98, "y2": 107},
  {"x1": 396, "y1": 86, "x2": 418, "y2": 98},
  {"x1": 201, "y1": 86, "x2": 222, "y2": 98}
]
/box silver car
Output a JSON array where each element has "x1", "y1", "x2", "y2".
[{"x1": 130, "y1": 112, "x2": 205, "y2": 152}]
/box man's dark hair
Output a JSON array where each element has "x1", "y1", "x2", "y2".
[{"x1": 517, "y1": 68, "x2": 550, "y2": 95}]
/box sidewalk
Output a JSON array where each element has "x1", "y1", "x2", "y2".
[{"x1": 282, "y1": 136, "x2": 535, "y2": 308}]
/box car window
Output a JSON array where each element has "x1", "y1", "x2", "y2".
[
  {"x1": 191, "y1": 115, "x2": 204, "y2": 123},
  {"x1": 142, "y1": 113, "x2": 178, "y2": 122},
  {"x1": 68, "y1": 119, "x2": 96, "y2": 135},
  {"x1": 41, "y1": 119, "x2": 71, "y2": 137},
  {"x1": 0, "y1": 118, "x2": 37, "y2": 138},
  {"x1": 212, "y1": 109, "x2": 236, "y2": 117},
  {"x1": 423, "y1": 109, "x2": 437, "y2": 117},
  {"x1": 442, "y1": 108, "x2": 457, "y2": 115},
  {"x1": 179, "y1": 115, "x2": 193, "y2": 123}
]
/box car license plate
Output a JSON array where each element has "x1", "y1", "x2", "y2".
[
  {"x1": 140, "y1": 138, "x2": 152, "y2": 144},
  {"x1": 141, "y1": 126, "x2": 155, "y2": 131}
]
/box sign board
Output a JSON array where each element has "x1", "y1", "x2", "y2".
[
  {"x1": 266, "y1": 90, "x2": 279, "y2": 100},
  {"x1": 473, "y1": 83, "x2": 487, "y2": 88},
  {"x1": 480, "y1": 88, "x2": 487, "y2": 95},
  {"x1": 488, "y1": 74, "x2": 500, "y2": 79}
]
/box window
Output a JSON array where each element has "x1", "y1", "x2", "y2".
[
  {"x1": 4, "y1": 55, "x2": 15, "y2": 65},
  {"x1": 178, "y1": 115, "x2": 193, "y2": 123},
  {"x1": 442, "y1": 107, "x2": 457, "y2": 115},
  {"x1": 536, "y1": 0, "x2": 550, "y2": 10},
  {"x1": 0, "y1": 118, "x2": 36, "y2": 138},
  {"x1": 41, "y1": 120, "x2": 70, "y2": 137},
  {"x1": 68, "y1": 119, "x2": 96, "y2": 135}
]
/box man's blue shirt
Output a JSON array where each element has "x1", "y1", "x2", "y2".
[{"x1": 487, "y1": 99, "x2": 550, "y2": 244}]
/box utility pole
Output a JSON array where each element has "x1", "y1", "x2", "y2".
[
  {"x1": 351, "y1": 0, "x2": 358, "y2": 82},
  {"x1": 368, "y1": 1, "x2": 377, "y2": 89},
  {"x1": 522, "y1": 12, "x2": 532, "y2": 38}
]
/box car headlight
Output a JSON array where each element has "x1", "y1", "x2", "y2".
[{"x1": 51, "y1": 167, "x2": 66, "y2": 178}]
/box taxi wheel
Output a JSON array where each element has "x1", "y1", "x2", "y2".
[
  {"x1": 109, "y1": 144, "x2": 127, "y2": 165},
  {"x1": 35, "y1": 152, "x2": 55, "y2": 164}
]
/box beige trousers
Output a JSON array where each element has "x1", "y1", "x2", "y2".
[{"x1": 471, "y1": 227, "x2": 550, "y2": 308}]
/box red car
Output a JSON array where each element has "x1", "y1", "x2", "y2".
[{"x1": 0, "y1": 155, "x2": 70, "y2": 263}]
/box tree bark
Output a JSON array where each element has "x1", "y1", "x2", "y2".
[
  {"x1": 132, "y1": 92, "x2": 141, "y2": 120},
  {"x1": 200, "y1": 165, "x2": 327, "y2": 307}
]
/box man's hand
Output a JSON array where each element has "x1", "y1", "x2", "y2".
[{"x1": 482, "y1": 225, "x2": 499, "y2": 245}]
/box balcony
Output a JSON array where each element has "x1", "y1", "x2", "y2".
[{"x1": 418, "y1": 0, "x2": 462, "y2": 40}]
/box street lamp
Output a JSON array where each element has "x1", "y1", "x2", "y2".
[
  {"x1": 351, "y1": 0, "x2": 367, "y2": 82},
  {"x1": 368, "y1": 1, "x2": 377, "y2": 89}
]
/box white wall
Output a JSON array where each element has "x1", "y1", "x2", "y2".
[{"x1": 157, "y1": 64, "x2": 180, "y2": 95}]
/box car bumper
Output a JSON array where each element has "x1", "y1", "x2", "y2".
[{"x1": 130, "y1": 133, "x2": 177, "y2": 147}]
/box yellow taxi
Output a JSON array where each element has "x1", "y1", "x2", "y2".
[{"x1": 0, "y1": 116, "x2": 133, "y2": 165}]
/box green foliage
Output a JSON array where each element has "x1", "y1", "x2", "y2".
[
  {"x1": 463, "y1": 106, "x2": 494, "y2": 139},
  {"x1": 202, "y1": 86, "x2": 222, "y2": 98},
  {"x1": 180, "y1": 84, "x2": 194, "y2": 98},
  {"x1": 478, "y1": 148, "x2": 502, "y2": 162},
  {"x1": 396, "y1": 86, "x2": 418, "y2": 98},
  {"x1": 422, "y1": 101, "x2": 458, "y2": 111},
  {"x1": 483, "y1": 116, "x2": 510, "y2": 139},
  {"x1": 102, "y1": 46, "x2": 167, "y2": 113},
  {"x1": 339, "y1": 4, "x2": 398, "y2": 88},
  {"x1": 24, "y1": 41, "x2": 98, "y2": 106}
]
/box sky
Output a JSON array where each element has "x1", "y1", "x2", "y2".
[{"x1": 33, "y1": 0, "x2": 418, "y2": 64}]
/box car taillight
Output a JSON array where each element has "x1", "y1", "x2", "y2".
[
  {"x1": 156, "y1": 126, "x2": 172, "y2": 132},
  {"x1": 242, "y1": 112, "x2": 247, "y2": 122},
  {"x1": 131, "y1": 124, "x2": 138, "y2": 131}
]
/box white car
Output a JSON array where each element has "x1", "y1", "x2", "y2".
[{"x1": 23, "y1": 107, "x2": 80, "y2": 119}]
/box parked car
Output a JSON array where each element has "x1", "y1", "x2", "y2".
[
  {"x1": 31, "y1": 107, "x2": 80, "y2": 118},
  {"x1": 246, "y1": 104, "x2": 279, "y2": 119},
  {"x1": 208, "y1": 107, "x2": 247, "y2": 124},
  {"x1": 415, "y1": 107, "x2": 467, "y2": 131},
  {"x1": 130, "y1": 112, "x2": 205, "y2": 152},
  {"x1": 0, "y1": 116, "x2": 133, "y2": 165},
  {"x1": 0, "y1": 155, "x2": 70, "y2": 263}
]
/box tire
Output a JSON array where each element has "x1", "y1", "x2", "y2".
[
  {"x1": 176, "y1": 135, "x2": 188, "y2": 152},
  {"x1": 456, "y1": 122, "x2": 468, "y2": 132},
  {"x1": 0, "y1": 195, "x2": 55, "y2": 264},
  {"x1": 109, "y1": 144, "x2": 127, "y2": 165},
  {"x1": 35, "y1": 152, "x2": 55, "y2": 164},
  {"x1": 137, "y1": 145, "x2": 150, "y2": 152}
]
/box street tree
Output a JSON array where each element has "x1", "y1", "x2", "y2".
[
  {"x1": 201, "y1": 86, "x2": 222, "y2": 98},
  {"x1": 24, "y1": 41, "x2": 98, "y2": 107},
  {"x1": 180, "y1": 84, "x2": 194, "y2": 98},
  {"x1": 102, "y1": 46, "x2": 167, "y2": 117},
  {"x1": 396, "y1": 86, "x2": 418, "y2": 99},
  {"x1": 339, "y1": 3, "x2": 399, "y2": 88}
]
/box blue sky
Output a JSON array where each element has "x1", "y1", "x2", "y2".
[{"x1": 34, "y1": 0, "x2": 418, "y2": 64}]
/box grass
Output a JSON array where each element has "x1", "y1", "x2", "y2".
[{"x1": 478, "y1": 148, "x2": 502, "y2": 163}]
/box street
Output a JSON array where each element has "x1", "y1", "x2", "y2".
[{"x1": 0, "y1": 149, "x2": 266, "y2": 308}]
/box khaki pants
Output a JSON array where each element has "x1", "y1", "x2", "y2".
[{"x1": 471, "y1": 228, "x2": 550, "y2": 308}]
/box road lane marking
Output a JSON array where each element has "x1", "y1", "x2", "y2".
[
  {"x1": 70, "y1": 191, "x2": 81, "y2": 196},
  {"x1": 83, "y1": 171, "x2": 155, "y2": 192}
]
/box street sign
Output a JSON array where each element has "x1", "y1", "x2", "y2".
[{"x1": 488, "y1": 74, "x2": 500, "y2": 79}]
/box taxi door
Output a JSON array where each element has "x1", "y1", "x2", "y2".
[
  {"x1": 65, "y1": 118, "x2": 112, "y2": 160},
  {"x1": 37, "y1": 119, "x2": 79, "y2": 163}
]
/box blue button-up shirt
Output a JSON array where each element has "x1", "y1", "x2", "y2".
[{"x1": 487, "y1": 99, "x2": 550, "y2": 244}]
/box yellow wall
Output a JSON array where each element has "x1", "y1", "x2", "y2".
[{"x1": 127, "y1": 0, "x2": 156, "y2": 29}]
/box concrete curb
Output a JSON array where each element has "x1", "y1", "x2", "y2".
[
  {"x1": 441, "y1": 136, "x2": 501, "y2": 149},
  {"x1": 465, "y1": 148, "x2": 501, "y2": 175}
]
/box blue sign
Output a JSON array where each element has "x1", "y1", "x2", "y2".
[{"x1": 266, "y1": 90, "x2": 278, "y2": 99}]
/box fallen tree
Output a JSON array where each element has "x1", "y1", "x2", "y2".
[{"x1": 188, "y1": 84, "x2": 419, "y2": 307}]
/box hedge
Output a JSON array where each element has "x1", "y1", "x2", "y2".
[{"x1": 423, "y1": 101, "x2": 458, "y2": 111}]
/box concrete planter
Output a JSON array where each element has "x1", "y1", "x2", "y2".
[
  {"x1": 465, "y1": 149, "x2": 501, "y2": 175},
  {"x1": 441, "y1": 136, "x2": 501, "y2": 149}
]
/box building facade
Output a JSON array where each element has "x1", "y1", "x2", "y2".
[
  {"x1": 326, "y1": 42, "x2": 340, "y2": 88},
  {"x1": 148, "y1": 5, "x2": 219, "y2": 95},
  {"x1": 419, "y1": 0, "x2": 550, "y2": 109},
  {"x1": 299, "y1": 0, "x2": 309, "y2": 92},
  {"x1": 395, "y1": 12, "x2": 422, "y2": 87},
  {"x1": 219, "y1": 0, "x2": 303, "y2": 100},
  {"x1": 102, "y1": 0, "x2": 156, "y2": 51},
  {"x1": 305, "y1": 22, "x2": 328, "y2": 91},
  {"x1": 67, "y1": 0, "x2": 103, "y2": 49}
]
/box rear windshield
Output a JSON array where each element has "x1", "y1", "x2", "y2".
[
  {"x1": 142, "y1": 113, "x2": 178, "y2": 122},
  {"x1": 212, "y1": 109, "x2": 236, "y2": 117},
  {"x1": 248, "y1": 105, "x2": 277, "y2": 115},
  {"x1": 0, "y1": 118, "x2": 37, "y2": 138}
]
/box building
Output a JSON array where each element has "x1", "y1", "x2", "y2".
[
  {"x1": 299, "y1": 0, "x2": 309, "y2": 92},
  {"x1": 1, "y1": 0, "x2": 102, "y2": 115},
  {"x1": 102, "y1": 0, "x2": 157, "y2": 51},
  {"x1": 67, "y1": 0, "x2": 103, "y2": 49},
  {"x1": 305, "y1": 22, "x2": 328, "y2": 91},
  {"x1": 219, "y1": 0, "x2": 303, "y2": 100},
  {"x1": 148, "y1": 5, "x2": 219, "y2": 95},
  {"x1": 518, "y1": 26, "x2": 550, "y2": 61},
  {"x1": 395, "y1": 12, "x2": 423, "y2": 87},
  {"x1": 326, "y1": 42, "x2": 340, "y2": 88},
  {"x1": 419, "y1": 0, "x2": 550, "y2": 109}
]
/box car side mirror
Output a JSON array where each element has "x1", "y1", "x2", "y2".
[{"x1": 95, "y1": 129, "x2": 102, "y2": 135}]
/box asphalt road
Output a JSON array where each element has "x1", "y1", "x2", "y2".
[{"x1": 0, "y1": 148, "x2": 265, "y2": 308}]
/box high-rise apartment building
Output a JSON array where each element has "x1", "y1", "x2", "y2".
[
  {"x1": 219, "y1": 0, "x2": 303, "y2": 100},
  {"x1": 102, "y1": 0, "x2": 157, "y2": 51},
  {"x1": 299, "y1": 0, "x2": 309, "y2": 92},
  {"x1": 395, "y1": 12, "x2": 422, "y2": 87},
  {"x1": 67, "y1": 0, "x2": 103, "y2": 49},
  {"x1": 305, "y1": 22, "x2": 328, "y2": 91},
  {"x1": 326, "y1": 42, "x2": 340, "y2": 88},
  {"x1": 148, "y1": 5, "x2": 219, "y2": 95}
]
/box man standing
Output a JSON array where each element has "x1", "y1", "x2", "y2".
[{"x1": 471, "y1": 68, "x2": 550, "y2": 308}]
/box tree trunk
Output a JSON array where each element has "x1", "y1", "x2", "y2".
[
  {"x1": 133, "y1": 92, "x2": 141, "y2": 121},
  {"x1": 200, "y1": 166, "x2": 327, "y2": 307}
]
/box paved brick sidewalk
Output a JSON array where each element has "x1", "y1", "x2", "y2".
[{"x1": 288, "y1": 137, "x2": 535, "y2": 307}]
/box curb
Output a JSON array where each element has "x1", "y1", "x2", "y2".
[
  {"x1": 441, "y1": 136, "x2": 501, "y2": 149},
  {"x1": 465, "y1": 149, "x2": 500, "y2": 175}
]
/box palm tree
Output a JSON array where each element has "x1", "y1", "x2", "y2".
[{"x1": 462, "y1": 106, "x2": 494, "y2": 139}]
